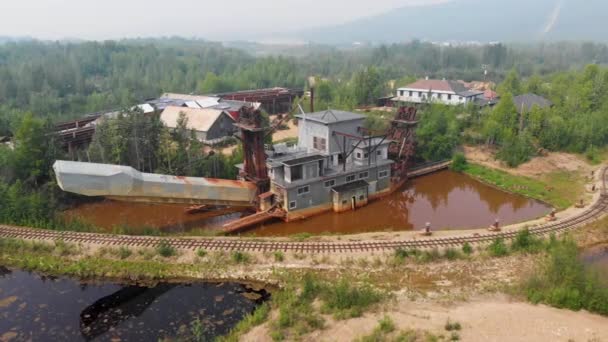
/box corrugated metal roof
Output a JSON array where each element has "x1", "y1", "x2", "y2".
[
  {"x1": 185, "y1": 101, "x2": 202, "y2": 109},
  {"x1": 295, "y1": 110, "x2": 365, "y2": 124},
  {"x1": 160, "y1": 106, "x2": 234, "y2": 133},
  {"x1": 134, "y1": 104, "x2": 155, "y2": 114},
  {"x1": 161, "y1": 93, "x2": 218, "y2": 102},
  {"x1": 399, "y1": 79, "x2": 469, "y2": 93}
]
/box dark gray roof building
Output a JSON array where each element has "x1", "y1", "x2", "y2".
[{"x1": 513, "y1": 94, "x2": 552, "y2": 114}]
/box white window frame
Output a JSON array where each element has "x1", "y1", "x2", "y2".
[
  {"x1": 289, "y1": 201, "x2": 297, "y2": 209},
  {"x1": 346, "y1": 175, "x2": 356, "y2": 183},
  {"x1": 379, "y1": 170, "x2": 389, "y2": 179},
  {"x1": 356, "y1": 152, "x2": 362, "y2": 159},
  {"x1": 359, "y1": 171, "x2": 369, "y2": 179},
  {"x1": 377, "y1": 150, "x2": 382, "y2": 156},
  {"x1": 297, "y1": 186, "x2": 310, "y2": 196},
  {"x1": 324, "y1": 179, "x2": 336, "y2": 188}
]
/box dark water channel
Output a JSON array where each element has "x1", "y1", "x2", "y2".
[
  {"x1": 0, "y1": 267, "x2": 268, "y2": 341},
  {"x1": 581, "y1": 244, "x2": 608, "y2": 282},
  {"x1": 66, "y1": 171, "x2": 552, "y2": 237}
]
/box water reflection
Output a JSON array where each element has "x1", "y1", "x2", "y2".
[
  {"x1": 80, "y1": 284, "x2": 175, "y2": 340},
  {"x1": 64, "y1": 171, "x2": 552, "y2": 237},
  {"x1": 252, "y1": 171, "x2": 551, "y2": 236},
  {"x1": 0, "y1": 269, "x2": 267, "y2": 341}
]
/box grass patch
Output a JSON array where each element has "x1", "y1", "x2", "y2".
[
  {"x1": 231, "y1": 251, "x2": 251, "y2": 264},
  {"x1": 196, "y1": 249, "x2": 207, "y2": 258},
  {"x1": 321, "y1": 278, "x2": 384, "y2": 319},
  {"x1": 511, "y1": 228, "x2": 544, "y2": 254},
  {"x1": 117, "y1": 246, "x2": 132, "y2": 259},
  {"x1": 462, "y1": 163, "x2": 582, "y2": 209},
  {"x1": 156, "y1": 240, "x2": 177, "y2": 258},
  {"x1": 0, "y1": 238, "x2": 176, "y2": 280},
  {"x1": 218, "y1": 302, "x2": 271, "y2": 342},
  {"x1": 524, "y1": 237, "x2": 608, "y2": 316},
  {"x1": 290, "y1": 232, "x2": 312, "y2": 241},
  {"x1": 462, "y1": 243, "x2": 473, "y2": 256},
  {"x1": 487, "y1": 238, "x2": 509, "y2": 257},
  {"x1": 273, "y1": 251, "x2": 284, "y2": 262},
  {"x1": 444, "y1": 320, "x2": 462, "y2": 331}
]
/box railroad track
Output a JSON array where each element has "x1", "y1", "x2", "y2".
[{"x1": 1, "y1": 168, "x2": 607, "y2": 254}]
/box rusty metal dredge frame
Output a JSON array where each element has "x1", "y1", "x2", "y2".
[{"x1": 1, "y1": 167, "x2": 606, "y2": 254}]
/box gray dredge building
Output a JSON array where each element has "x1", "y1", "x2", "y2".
[{"x1": 264, "y1": 110, "x2": 394, "y2": 220}]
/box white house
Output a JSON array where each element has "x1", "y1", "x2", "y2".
[{"x1": 394, "y1": 79, "x2": 484, "y2": 106}]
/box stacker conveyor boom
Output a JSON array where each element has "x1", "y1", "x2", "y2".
[{"x1": 53, "y1": 161, "x2": 258, "y2": 207}]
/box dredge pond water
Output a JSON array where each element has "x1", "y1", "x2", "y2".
[
  {"x1": 0, "y1": 267, "x2": 268, "y2": 341},
  {"x1": 66, "y1": 171, "x2": 552, "y2": 236}
]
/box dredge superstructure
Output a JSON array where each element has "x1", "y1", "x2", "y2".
[{"x1": 54, "y1": 107, "x2": 418, "y2": 232}]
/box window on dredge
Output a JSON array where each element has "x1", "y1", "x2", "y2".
[
  {"x1": 313, "y1": 137, "x2": 327, "y2": 151},
  {"x1": 297, "y1": 186, "x2": 310, "y2": 195},
  {"x1": 289, "y1": 201, "x2": 297, "y2": 209},
  {"x1": 346, "y1": 174, "x2": 356, "y2": 183},
  {"x1": 324, "y1": 179, "x2": 336, "y2": 188}
]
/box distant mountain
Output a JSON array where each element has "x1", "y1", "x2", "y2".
[{"x1": 295, "y1": 0, "x2": 608, "y2": 44}]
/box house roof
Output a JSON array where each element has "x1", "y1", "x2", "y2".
[
  {"x1": 295, "y1": 110, "x2": 365, "y2": 125},
  {"x1": 457, "y1": 90, "x2": 485, "y2": 97},
  {"x1": 400, "y1": 79, "x2": 469, "y2": 94},
  {"x1": 513, "y1": 94, "x2": 552, "y2": 114},
  {"x1": 160, "y1": 106, "x2": 234, "y2": 133}
]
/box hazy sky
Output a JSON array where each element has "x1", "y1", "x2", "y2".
[{"x1": 0, "y1": 0, "x2": 448, "y2": 40}]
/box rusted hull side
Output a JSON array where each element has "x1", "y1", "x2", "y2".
[{"x1": 53, "y1": 161, "x2": 257, "y2": 207}]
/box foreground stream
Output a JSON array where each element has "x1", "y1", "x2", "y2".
[{"x1": 0, "y1": 267, "x2": 268, "y2": 341}]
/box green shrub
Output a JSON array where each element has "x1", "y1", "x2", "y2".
[
  {"x1": 395, "y1": 248, "x2": 409, "y2": 262},
  {"x1": 378, "y1": 315, "x2": 395, "y2": 333},
  {"x1": 156, "y1": 240, "x2": 177, "y2": 257},
  {"x1": 462, "y1": 243, "x2": 473, "y2": 256},
  {"x1": 417, "y1": 249, "x2": 441, "y2": 263},
  {"x1": 273, "y1": 251, "x2": 285, "y2": 262},
  {"x1": 524, "y1": 237, "x2": 608, "y2": 316},
  {"x1": 511, "y1": 228, "x2": 544, "y2": 253},
  {"x1": 196, "y1": 249, "x2": 207, "y2": 258},
  {"x1": 451, "y1": 153, "x2": 468, "y2": 172},
  {"x1": 117, "y1": 247, "x2": 132, "y2": 259},
  {"x1": 488, "y1": 238, "x2": 509, "y2": 257},
  {"x1": 321, "y1": 279, "x2": 383, "y2": 319},
  {"x1": 231, "y1": 251, "x2": 251, "y2": 264},
  {"x1": 445, "y1": 320, "x2": 462, "y2": 331},
  {"x1": 443, "y1": 248, "x2": 461, "y2": 260}
]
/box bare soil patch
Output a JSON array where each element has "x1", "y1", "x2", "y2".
[{"x1": 463, "y1": 145, "x2": 592, "y2": 178}]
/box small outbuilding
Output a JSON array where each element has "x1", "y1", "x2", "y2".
[{"x1": 160, "y1": 106, "x2": 236, "y2": 144}]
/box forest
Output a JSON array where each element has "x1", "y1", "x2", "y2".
[{"x1": 2, "y1": 38, "x2": 608, "y2": 228}]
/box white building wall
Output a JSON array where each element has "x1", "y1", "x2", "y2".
[{"x1": 395, "y1": 87, "x2": 481, "y2": 106}]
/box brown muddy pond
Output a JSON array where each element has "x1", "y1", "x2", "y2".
[{"x1": 66, "y1": 171, "x2": 552, "y2": 236}]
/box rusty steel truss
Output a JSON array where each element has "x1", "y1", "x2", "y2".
[{"x1": 387, "y1": 107, "x2": 418, "y2": 185}]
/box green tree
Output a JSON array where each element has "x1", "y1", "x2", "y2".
[{"x1": 497, "y1": 69, "x2": 522, "y2": 96}]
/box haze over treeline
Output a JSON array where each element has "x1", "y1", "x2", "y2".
[{"x1": 1, "y1": 0, "x2": 606, "y2": 43}]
